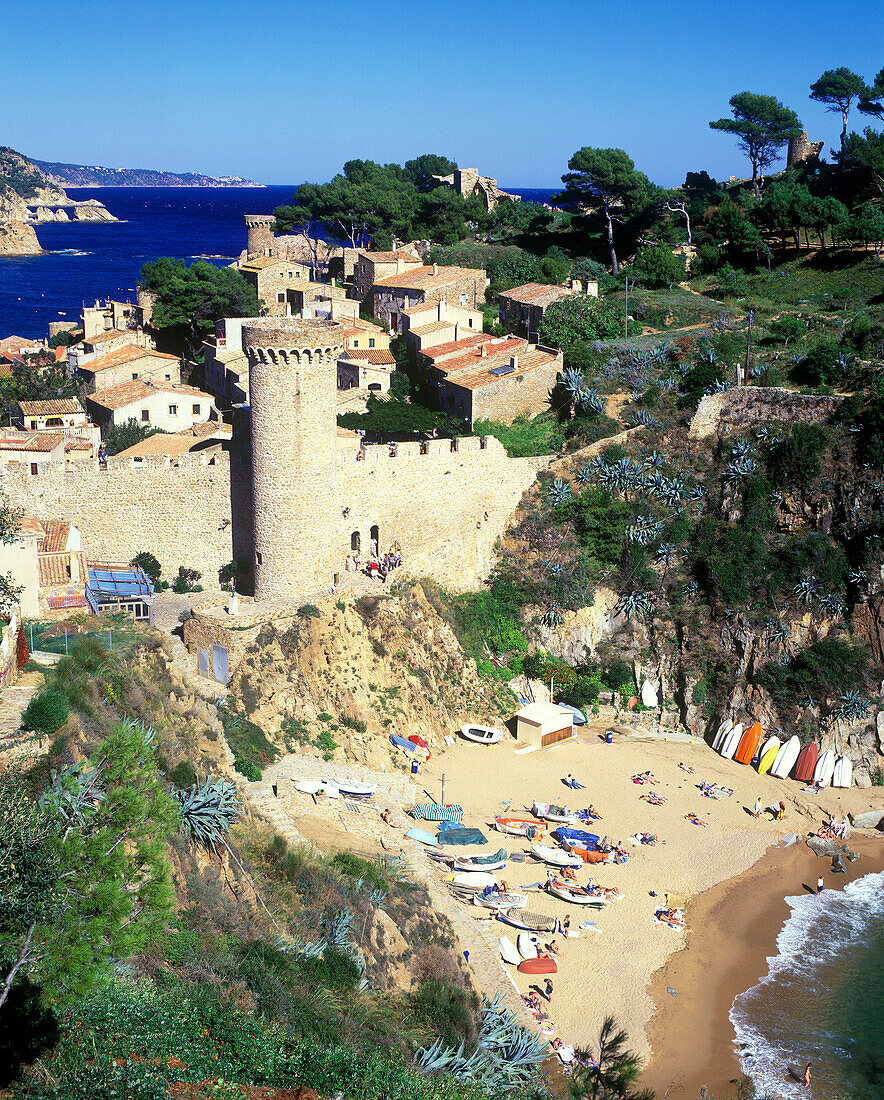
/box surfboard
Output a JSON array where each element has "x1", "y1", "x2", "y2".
[
  {"x1": 832, "y1": 756, "x2": 853, "y2": 789},
  {"x1": 517, "y1": 933, "x2": 538, "y2": 960},
  {"x1": 757, "y1": 736, "x2": 781, "y2": 775},
  {"x1": 498, "y1": 936, "x2": 520, "y2": 965},
  {"x1": 771, "y1": 735, "x2": 801, "y2": 779},
  {"x1": 794, "y1": 743, "x2": 818, "y2": 783},
  {"x1": 720, "y1": 723, "x2": 743, "y2": 760},
  {"x1": 735, "y1": 722, "x2": 762, "y2": 765},
  {"x1": 641, "y1": 679, "x2": 658, "y2": 707},
  {"x1": 712, "y1": 720, "x2": 732, "y2": 753},
  {"x1": 814, "y1": 748, "x2": 836, "y2": 787},
  {"x1": 294, "y1": 779, "x2": 323, "y2": 794},
  {"x1": 517, "y1": 955, "x2": 557, "y2": 975}
]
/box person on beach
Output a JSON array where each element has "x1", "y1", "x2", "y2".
[
  {"x1": 544, "y1": 979, "x2": 553, "y2": 1002},
  {"x1": 817, "y1": 875, "x2": 824, "y2": 896},
  {"x1": 803, "y1": 1063, "x2": 812, "y2": 1087},
  {"x1": 562, "y1": 914, "x2": 571, "y2": 936},
  {"x1": 776, "y1": 801, "x2": 786, "y2": 821},
  {"x1": 753, "y1": 796, "x2": 763, "y2": 818}
]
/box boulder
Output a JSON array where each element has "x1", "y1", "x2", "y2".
[{"x1": 850, "y1": 808, "x2": 884, "y2": 829}]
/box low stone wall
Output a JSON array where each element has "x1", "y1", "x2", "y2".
[{"x1": 689, "y1": 387, "x2": 836, "y2": 440}]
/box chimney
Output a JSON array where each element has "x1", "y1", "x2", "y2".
[
  {"x1": 480, "y1": 343, "x2": 487, "y2": 358},
  {"x1": 396, "y1": 256, "x2": 404, "y2": 274},
  {"x1": 453, "y1": 323, "x2": 459, "y2": 342},
  {"x1": 437, "y1": 299, "x2": 444, "y2": 321},
  {"x1": 510, "y1": 355, "x2": 519, "y2": 370},
  {"x1": 433, "y1": 263, "x2": 438, "y2": 276}
]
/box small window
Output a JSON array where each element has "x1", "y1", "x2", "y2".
[
  {"x1": 29, "y1": 420, "x2": 36, "y2": 430},
  {"x1": 168, "y1": 405, "x2": 177, "y2": 416},
  {"x1": 30, "y1": 463, "x2": 38, "y2": 475},
  {"x1": 141, "y1": 410, "x2": 149, "y2": 422},
  {"x1": 277, "y1": 292, "x2": 286, "y2": 303},
  {"x1": 165, "y1": 374, "x2": 171, "y2": 381},
  {"x1": 460, "y1": 293, "x2": 467, "y2": 305},
  {"x1": 192, "y1": 404, "x2": 200, "y2": 415},
  {"x1": 368, "y1": 338, "x2": 375, "y2": 348},
  {"x1": 468, "y1": 318, "x2": 474, "y2": 327},
  {"x1": 132, "y1": 373, "x2": 138, "y2": 380},
  {"x1": 256, "y1": 551, "x2": 263, "y2": 566}
]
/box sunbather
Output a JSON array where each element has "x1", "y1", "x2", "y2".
[
  {"x1": 583, "y1": 804, "x2": 602, "y2": 820},
  {"x1": 545, "y1": 939, "x2": 560, "y2": 956},
  {"x1": 678, "y1": 762, "x2": 694, "y2": 774},
  {"x1": 642, "y1": 792, "x2": 667, "y2": 806},
  {"x1": 685, "y1": 812, "x2": 707, "y2": 827},
  {"x1": 564, "y1": 774, "x2": 586, "y2": 789}
]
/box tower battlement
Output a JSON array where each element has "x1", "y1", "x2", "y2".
[{"x1": 243, "y1": 213, "x2": 276, "y2": 258}]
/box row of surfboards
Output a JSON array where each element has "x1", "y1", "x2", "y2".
[{"x1": 712, "y1": 720, "x2": 852, "y2": 788}]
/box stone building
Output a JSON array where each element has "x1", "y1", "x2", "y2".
[
  {"x1": 371, "y1": 265, "x2": 487, "y2": 333},
  {"x1": 400, "y1": 297, "x2": 484, "y2": 355},
  {"x1": 236, "y1": 256, "x2": 314, "y2": 316},
  {"x1": 0, "y1": 433, "x2": 67, "y2": 472},
  {"x1": 431, "y1": 168, "x2": 520, "y2": 211},
  {"x1": 787, "y1": 132, "x2": 824, "y2": 169},
  {"x1": 438, "y1": 344, "x2": 562, "y2": 428},
  {"x1": 72, "y1": 346, "x2": 182, "y2": 394},
  {"x1": 336, "y1": 349, "x2": 396, "y2": 393},
  {"x1": 202, "y1": 318, "x2": 251, "y2": 407},
  {"x1": 82, "y1": 299, "x2": 152, "y2": 343},
  {"x1": 497, "y1": 282, "x2": 594, "y2": 338},
  {"x1": 86, "y1": 380, "x2": 216, "y2": 434},
  {"x1": 352, "y1": 249, "x2": 423, "y2": 301}
]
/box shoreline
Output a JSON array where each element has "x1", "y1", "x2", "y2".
[{"x1": 641, "y1": 835, "x2": 884, "y2": 1099}]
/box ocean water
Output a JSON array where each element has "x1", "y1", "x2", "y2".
[
  {"x1": 731, "y1": 871, "x2": 884, "y2": 1100},
  {"x1": 0, "y1": 184, "x2": 554, "y2": 338}
]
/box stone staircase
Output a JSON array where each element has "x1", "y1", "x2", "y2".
[{"x1": 0, "y1": 668, "x2": 45, "y2": 763}]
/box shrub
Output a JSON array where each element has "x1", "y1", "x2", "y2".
[
  {"x1": 0, "y1": 976, "x2": 60, "y2": 1087},
  {"x1": 129, "y1": 552, "x2": 162, "y2": 584},
  {"x1": 172, "y1": 566, "x2": 202, "y2": 594},
  {"x1": 340, "y1": 715, "x2": 367, "y2": 733},
  {"x1": 297, "y1": 604, "x2": 321, "y2": 619},
  {"x1": 234, "y1": 759, "x2": 262, "y2": 782},
  {"x1": 170, "y1": 760, "x2": 198, "y2": 788},
  {"x1": 314, "y1": 729, "x2": 337, "y2": 761},
  {"x1": 21, "y1": 689, "x2": 68, "y2": 735},
  {"x1": 16, "y1": 628, "x2": 28, "y2": 669}
]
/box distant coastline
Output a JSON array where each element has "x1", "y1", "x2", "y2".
[{"x1": 32, "y1": 160, "x2": 264, "y2": 189}]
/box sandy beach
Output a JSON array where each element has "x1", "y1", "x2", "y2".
[{"x1": 272, "y1": 724, "x2": 884, "y2": 1091}]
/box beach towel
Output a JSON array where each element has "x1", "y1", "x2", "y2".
[{"x1": 410, "y1": 803, "x2": 464, "y2": 822}]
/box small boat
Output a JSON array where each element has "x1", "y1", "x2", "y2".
[
  {"x1": 554, "y1": 827, "x2": 600, "y2": 851},
  {"x1": 735, "y1": 722, "x2": 762, "y2": 765},
  {"x1": 294, "y1": 779, "x2": 323, "y2": 794},
  {"x1": 405, "y1": 828, "x2": 438, "y2": 846},
  {"x1": 756, "y1": 736, "x2": 781, "y2": 775},
  {"x1": 557, "y1": 703, "x2": 587, "y2": 726},
  {"x1": 771, "y1": 735, "x2": 801, "y2": 779},
  {"x1": 813, "y1": 748, "x2": 836, "y2": 788},
  {"x1": 494, "y1": 816, "x2": 546, "y2": 837},
  {"x1": 497, "y1": 909, "x2": 558, "y2": 932},
  {"x1": 452, "y1": 871, "x2": 497, "y2": 890},
  {"x1": 533, "y1": 801, "x2": 575, "y2": 824},
  {"x1": 517, "y1": 955, "x2": 557, "y2": 975},
  {"x1": 720, "y1": 723, "x2": 743, "y2": 760},
  {"x1": 517, "y1": 932, "x2": 538, "y2": 959},
  {"x1": 390, "y1": 734, "x2": 418, "y2": 754},
  {"x1": 832, "y1": 756, "x2": 853, "y2": 789},
  {"x1": 531, "y1": 843, "x2": 582, "y2": 869},
  {"x1": 712, "y1": 719, "x2": 732, "y2": 752},
  {"x1": 476, "y1": 891, "x2": 527, "y2": 911},
  {"x1": 335, "y1": 781, "x2": 375, "y2": 798},
  {"x1": 453, "y1": 849, "x2": 508, "y2": 872},
  {"x1": 546, "y1": 879, "x2": 603, "y2": 906},
  {"x1": 460, "y1": 724, "x2": 506, "y2": 745},
  {"x1": 794, "y1": 743, "x2": 818, "y2": 783},
  {"x1": 498, "y1": 936, "x2": 520, "y2": 965}
]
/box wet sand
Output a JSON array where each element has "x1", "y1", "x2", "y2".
[{"x1": 642, "y1": 836, "x2": 884, "y2": 1100}]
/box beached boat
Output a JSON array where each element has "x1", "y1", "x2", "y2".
[
  {"x1": 794, "y1": 743, "x2": 818, "y2": 783},
  {"x1": 452, "y1": 871, "x2": 497, "y2": 890},
  {"x1": 832, "y1": 756, "x2": 853, "y2": 789},
  {"x1": 335, "y1": 781, "x2": 376, "y2": 798},
  {"x1": 734, "y1": 722, "x2": 762, "y2": 765},
  {"x1": 409, "y1": 734, "x2": 430, "y2": 758},
  {"x1": 554, "y1": 827, "x2": 600, "y2": 851},
  {"x1": 771, "y1": 735, "x2": 801, "y2": 779},
  {"x1": 494, "y1": 816, "x2": 546, "y2": 837},
  {"x1": 712, "y1": 719, "x2": 732, "y2": 753},
  {"x1": 546, "y1": 879, "x2": 603, "y2": 906},
  {"x1": 405, "y1": 828, "x2": 438, "y2": 846},
  {"x1": 814, "y1": 748, "x2": 836, "y2": 787},
  {"x1": 459, "y1": 724, "x2": 506, "y2": 745},
  {"x1": 453, "y1": 849, "x2": 508, "y2": 872},
  {"x1": 498, "y1": 936, "x2": 520, "y2": 965},
  {"x1": 294, "y1": 779, "x2": 324, "y2": 794},
  {"x1": 719, "y1": 723, "x2": 743, "y2": 760},
  {"x1": 476, "y1": 891, "x2": 527, "y2": 911},
  {"x1": 557, "y1": 703, "x2": 587, "y2": 726},
  {"x1": 497, "y1": 909, "x2": 558, "y2": 932},
  {"x1": 517, "y1": 932, "x2": 538, "y2": 959},
  {"x1": 530, "y1": 843, "x2": 582, "y2": 869},
  {"x1": 517, "y1": 955, "x2": 557, "y2": 975},
  {"x1": 756, "y1": 735, "x2": 781, "y2": 775},
  {"x1": 640, "y1": 679, "x2": 658, "y2": 707},
  {"x1": 390, "y1": 734, "x2": 418, "y2": 754},
  {"x1": 532, "y1": 801, "x2": 575, "y2": 824}
]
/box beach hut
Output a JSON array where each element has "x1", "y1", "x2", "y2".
[{"x1": 515, "y1": 702, "x2": 574, "y2": 749}]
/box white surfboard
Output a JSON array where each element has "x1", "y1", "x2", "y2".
[
  {"x1": 498, "y1": 936, "x2": 520, "y2": 965},
  {"x1": 517, "y1": 932, "x2": 538, "y2": 960},
  {"x1": 771, "y1": 735, "x2": 801, "y2": 779},
  {"x1": 814, "y1": 749, "x2": 836, "y2": 787},
  {"x1": 453, "y1": 872, "x2": 497, "y2": 889},
  {"x1": 712, "y1": 720, "x2": 732, "y2": 753},
  {"x1": 832, "y1": 756, "x2": 853, "y2": 789},
  {"x1": 641, "y1": 679, "x2": 658, "y2": 707},
  {"x1": 295, "y1": 779, "x2": 323, "y2": 794},
  {"x1": 720, "y1": 723, "x2": 743, "y2": 760}
]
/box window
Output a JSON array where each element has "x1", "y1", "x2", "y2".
[
  {"x1": 192, "y1": 404, "x2": 200, "y2": 415},
  {"x1": 141, "y1": 410, "x2": 149, "y2": 422},
  {"x1": 132, "y1": 373, "x2": 138, "y2": 380},
  {"x1": 29, "y1": 420, "x2": 36, "y2": 430},
  {"x1": 277, "y1": 292, "x2": 286, "y2": 303},
  {"x1": 468, "y1": 318, "x2": 474, "y2": 327},
  {"x1": 368, "y1": 338, "x2": 375, "y2": 348},
  {"x1": 460, "y1": 293, "x2": 467, "y2": 305},
  {"x1": 165, "y1": 374, "x2": 171, "y2": 381},
  {"x1": 30, "y1": 463, "x2": 38, "y2": 475},
  {"x1": 256, "y1": 551, "x2": 263, "y2": 566},
  {"x1": 168, "y1": 405, "x2": 178, "y2": 416}
]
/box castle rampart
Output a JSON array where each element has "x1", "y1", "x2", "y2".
[{"x1": 689, "y1": 386, "x2": 836, "y2": 439}]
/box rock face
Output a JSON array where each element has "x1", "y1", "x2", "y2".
[
  {"x1": 0, "y1": 216, "x2": 42, "y2": 255},
  {"x1": 537, "y1": 587, "x2": 621, "y2": 663}
]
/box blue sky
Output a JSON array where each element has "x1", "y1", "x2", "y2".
[{"x1": 4, "y1": 0, "x2": 882, "y2": 188}]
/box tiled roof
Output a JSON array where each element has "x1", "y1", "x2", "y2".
[
  {"x1": 420, "y1": 333, "x2": 492, "y2": 361},
  {"x1": 87, "y1": 328, "x2": 131, "y2": 346},
  {"x1": 86, "y1": 381, "x2": 213, "y2": 413},
  {"x1": 498, "y1": 282, "x2": 574, "y2": 307},
  {"x1": 46, "y1": 594, "x2": 89, "y2": 611},
  {"x1": 239, "y1": 257, "x2": 286, "y2": 270},
  {"x1": 410, "y1": 321, "x2": 453, "y2": 338},
  {"x1": 0, "y1": 433, "x2": 64, "y2": 453},
  {"x1": 0, "y1": 335, "x2": 37, "y2": 354},
  {"x1": 372, "y1": 265, "x2": 485, "y2": 291},
  {"x1": 339, "y1": 350, "x2": 395, "y2": 365},
  {"x1": 19, "y1": 399, "x2": 85, "y2": 416},
  {"x1": 40, "y1": 520, "x2": 70, "y2": 553},
  {"x1": 434, "y1": 338, "x2": 526, "y2": 376},
  {"x1": 402, "y1": 301, "x2": 437, "y2": 317},
  {"x1": 64, "y1": 439, "x2": 93, "y2": 452},
  {"x1": 80, "y1": 346, "x2": 180, "y2": 373},
  {"x1": 117, "y1": 421, "x2": 232, "y2": 457},
  {"x1": 19, "y1": 516, "x2": 45, "y2": 539},
  {"x1": 359, "y1": 250, "x2": 421, "y2": 263},
  {"x1": 39, "y1": 553, "x2": 72, "y2": 587},
  {"x1": 444, "y1": 347, "x2": 559, "y2": 391}
]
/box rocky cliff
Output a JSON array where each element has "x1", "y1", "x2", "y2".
[{"x1": 33, "y1": 159, "x2": 264, "y2": 188}]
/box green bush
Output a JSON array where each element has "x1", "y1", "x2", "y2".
[
  {"x1": 234, "y1": 759, "x2": 262, "y2": 782},
  {"x1": 170, "y1": 760, "x2": 198, "y2": 788},
  {"x1": 21, "y1": 689, "x2": 68, "y2": 735},
  {"x1": 755, "y1": 637, "x2": 868, "y2": 714},
  {"x1": 314, "y1": 729, "x2": 337, "y2": 761}
]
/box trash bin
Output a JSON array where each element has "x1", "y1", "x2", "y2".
[
  {"x1": 411, "y1": 759, "x2": 420, "y2": 775},
  {"x1": 605, "y1": 730, "x2": 614, "y2": 744}
]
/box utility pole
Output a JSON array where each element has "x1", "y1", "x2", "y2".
[
  {"x1": 741, "y1": 308, "x2": 757, "y2": 387},
  {"x1": 439, "y1": 773, "x2": 446, "y2": 807}
]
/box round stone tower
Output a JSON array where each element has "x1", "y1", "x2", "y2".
[
  {"x1": 243, "y1": 318, "x2": 344, "y2": 601},
  {"x1": 244, "y1": 214, "x2": 275, "y2": 258}
]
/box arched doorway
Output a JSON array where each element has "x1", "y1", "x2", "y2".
[
  {"x1": 350, "y1": 531, "x2": 361, "y2": 553},
  {"x1": 370, "y1": 524, "x2": 380, "y2": 559}
]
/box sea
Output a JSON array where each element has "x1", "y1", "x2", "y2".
[
  {"x1": 0, "y1": 185, "x2": 555, "y2": 338},
  {"x1": 731, "y1": 870, "x2": 884, "y2": 1100}
]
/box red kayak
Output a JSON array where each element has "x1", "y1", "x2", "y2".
[
  {"x1": 794, "y1": 743, "x2": 818, "y2": 783},
  {"x1": 409, "y1": 734, "x2": 431, "y2": 759},
  {"x1": 517, "y1": 955, "x2": 558, "y2": 975}
]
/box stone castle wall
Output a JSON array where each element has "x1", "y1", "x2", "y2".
[{"x1": 689, "y1": 386, "x2": 837, "y2": 440}]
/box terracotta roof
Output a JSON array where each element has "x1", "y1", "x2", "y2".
[
  {"x1": 0, "y1": 363, "x2": 12, "y2": 380},
  {"x1": 80, "y1": 346, "x2": 180, "y2": 373},
  {"x1": 0, "y1": 433, "x2": 64, "y2": 453},
  {"x1": 498, "y1": 282, "x2": 574, "y2": 307},
  {"x1": 40, "y1": 520, "x2": 70, "y2": 553},
  {"x1": 54, "y1": 346, "x2": 67, "y2": 362},
  {"x1": 402, "y1": 301, "x2": 437, "y2": 317},
  {"x1": 434, "y1": 338, "x2": 526, "y2": 376},
  {"x1": 46, "y1": 594, "x2": 89, "y2": 611},
  {"x1": 0, "y1": 335, "x2": 37, "y2": 355},
  {"x1": 339, "y1": 350, "x2": 395, "y2": 365},
  {"x1": 18, "y1": 516, "x2": 45, "y2": 539},
  {"x1": 410, "y1": 321, "x2": 454, "y2": 338},
  {"x1": 420, "y1": 333, "x2": 492, "y2": 361},
  {"x1": 39, "y1": 553, "x2": 72, "y2": 587},
  {"x1": 116, "y1": 421, "x2": 231, "y2": 458},
  {"x1": 86, "y1": 381, "x2": 213, "y2": 413},
  {"x1": 19, "y1": 399, "x2": 85, "y2": 416},
  {"x1": 359, "y1": 250, "x2": 421, "y2": 263},
  {"x1": 444, "y1": 347, "x2": 559, "y2": 391},
  {"x1": 87, "y1": 328, "x2": 132, "y2": 346},
  {"x1": 372, "y1": 265, "x2": 485, "y2": 291},
  {"x1": 64, "y1": 439, "x2": 94, "y2": 452}
]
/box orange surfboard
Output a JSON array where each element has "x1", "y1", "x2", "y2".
[{"x1": 734, "y1": 722, "x2": 762, "y2": 765}]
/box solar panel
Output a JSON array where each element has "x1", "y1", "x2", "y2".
[{"x1": 489, "y1": 364, "x2": 515, "y2": 376}]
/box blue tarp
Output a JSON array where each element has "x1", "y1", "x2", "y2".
[
  {"x1": 436, "y1": 827, "x2": 488, "y2": 846},
  {"x1": 390, "y1": 734, "x2": 417, "y2": 753},
  {"x1": 555, "y1": 827, "x2": 600, "y2": 850}
]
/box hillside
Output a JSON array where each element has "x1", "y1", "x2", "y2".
[{"x1": 33, "y1": 159, "x2": 265, "y2": 187}]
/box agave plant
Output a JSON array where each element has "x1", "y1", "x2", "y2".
[
  {"x1": 173, "y1": 776, "x2": 242, "y2": 852},
  {"x1": 39, "y1": 759, "x2": 106, "y2": 829},
  {"x1": 655, "y1": 543, "x2": 678, "y2": 569},
  {"x1": 575, "y1": 387, "x2": 605, "y2": 416},
  {"x1": 682, "y1": 579, "x2": 699, "y2": 597},
  {"x1": 833, "y1": 690, "x2": 871, "y2": 724},
  {"x1": 696, "y1": 346, "x2": 718, "y2": 366},
  {"x1": 687, "y1": 484, "x2": 707, "y2": 505},
  {"x1": 660, "y1": 376, "x2": 677, "y2": 394},
  {"x1": 819, "y1": 592, "x2": 846, "y2": 618},
  {"x1": 276, "y1": 935, "x2": 328, "y2": 959},
  {"x1": 629, "y1": 409, "x2": 662, "y2": 430},
  {"x1": 540, "y1": 604, "x2": 564, "y2": 630},
  {"x1": 659, "y1": 478, "x2": 685, "y2": 509},
  {"x1": 848, "y1": 568, "x2": 866, "y2": 586},
  {"x1": 615, "y1": 591, "x2": 655, "y2": 621},
  {"x1": 559, "y1": 365, "x2": 585, "y2": 396},
  {"x1": 725, "y1": 456, "x2": 759, "y2": 482},
  {"x1": 575, "y1": 462, "x2": 595, "y2": 486},
  {"x1": 792, "y1": 573, "x2": 821, "y2": 606},
  {"x1": 730, "y1": 439, "x2": 754, "y2": 460},
  {"x1": 711, "y1": 378, "x2": 733, "y2": 393},
  {"x1": 543, "y1": 560, "x2": 566, "y2": 579},
  {"x1": 643, "y1": 451, "x2": 667, "y2": 471},
  {"x1": 546, "y1": 478, "x2": 573, "y2": 506}
]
